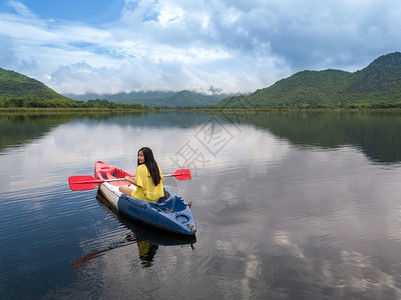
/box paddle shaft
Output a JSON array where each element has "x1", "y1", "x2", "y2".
[
  {"x1": 77, "y1": 177, "x2": 128, "y2": 184},
  {"x1": 68, "y1": 168, "x2": 191, "y2": 191},
  {"x1": 77, "y1": 172, "x2": 181, "y2": 184}
]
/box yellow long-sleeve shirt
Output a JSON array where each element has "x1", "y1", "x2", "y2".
[{"x1": 132, "y1": 164, "x2": 164, "y2": 202}]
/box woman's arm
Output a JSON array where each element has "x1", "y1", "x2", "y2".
[{"x1": 124, "y1": 176, "x2": 137, "y2": 185}]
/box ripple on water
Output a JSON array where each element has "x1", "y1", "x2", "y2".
[
  {"x1": 270, "y1": 210, "x2": 319, "y2": 232},
  {"x1": 197, "y1": 200, "x2": 271, "y2": 239}
]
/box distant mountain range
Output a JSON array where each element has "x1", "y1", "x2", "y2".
[
  {"x1": 219, "y1": 52, "x2": 401, "y2": 109},
  {"x1": 64, "y1": 90, "x2": 234, "y2": 108},
  {"x1": 1, "y1": 52, "x2": 401, "y2": 109}
]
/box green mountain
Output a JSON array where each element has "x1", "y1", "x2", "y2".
[
  {"x1": 0, "y1": 68, "x2": 69, "y2": 100},
  {"x1": 65, "y1": 90, "x2": 230, "y2": 108},
  {"x1": 3, "y1": 52, "x2": 401, "y2": 109},
  {"x1": 65, "y1": 90, "x2": 176, "y2": 105},
  {"x1": 160, "y1": 90, "x2": 227, "y2": 107},
  {"x1": 219, "y1": 52, "x2": 401, "y2": 109}
]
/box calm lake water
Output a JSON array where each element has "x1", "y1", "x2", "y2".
[{"x1": 1, "y1": 111, "x2": 401, "y2": 299}]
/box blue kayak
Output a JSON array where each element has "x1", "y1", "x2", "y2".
[{"x1": 95, "y1": 161, "x2": 197, "y2": 236}]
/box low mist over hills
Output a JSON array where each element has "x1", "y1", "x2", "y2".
[
  {"x1": 64, "y1": 90, "x2": 233, "y2": 108},
  {"x1": 1, "y1": 52, "x2": 401, "y2": 109}
]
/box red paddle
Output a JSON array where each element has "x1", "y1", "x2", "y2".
[{"x1": 68, "y1": 169, "x2": 192, "y2": 191}]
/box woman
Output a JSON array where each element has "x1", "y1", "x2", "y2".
[{"x1": 119, "y1": 147, "x2": 164, "y2": 202}]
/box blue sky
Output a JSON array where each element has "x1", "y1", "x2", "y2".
[
  {"x1": 0, "y1": 0, "x2": 125, "y2": 24},
  {"x1": 1, "y1": 0, "x2": 401, "y2": 95}
]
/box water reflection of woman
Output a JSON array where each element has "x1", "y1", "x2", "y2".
[
  {"x1": 119, "y1": 147, "x2": 165, "y2": 202},
  {"x1": 137, "y1": 240, "x2": 158, "y2": 267},
  {"x1": 72, "y1": 233, "x2": 159, "y2": 271}
]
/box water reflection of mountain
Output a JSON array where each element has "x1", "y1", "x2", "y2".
[
  {"x1": 80, "y1": 111, "x2": 214, "y2": 128},
  {"x1": 3, "y1": 111, "x2": 400, "y2": 163},
  {"x1": 72, "y1": 192, "x2": 196, "y2": 271},
  {"x1": 0, "y1": 112, "x2": 175, "y2": 154},
  {"x1": 220, "y1": 111, "x2": 401, "y2": 163},
  {"x1": 0, "y1": 114, "x2": 74, "y2": 153},
  {"x1": 0, "y1": 112, "x2": 213, "y2": 153}
]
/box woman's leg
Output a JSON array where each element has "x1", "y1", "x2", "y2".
[{"x1": 119, "y1": 185, "x2": 134, "y2": 196}]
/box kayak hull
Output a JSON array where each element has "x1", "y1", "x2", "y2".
[{"x1": 94, "y1": 161, "x2": 197, "y2": 235}]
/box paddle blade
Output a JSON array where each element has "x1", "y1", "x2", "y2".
[
  {"x1": 171, "y1": 169, "x2": 192, "y2": 180},
  {"x1": 68, "y1": 175, "x2": 101, "y2": 191}
]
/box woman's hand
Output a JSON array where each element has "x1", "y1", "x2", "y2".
[{"x1": 125, "y1": 176, "x2": 136, "y2": 185}]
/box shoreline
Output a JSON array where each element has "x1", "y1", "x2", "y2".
[{"x1": 1, "y1": 107, "x2": 401, "y2": 114}]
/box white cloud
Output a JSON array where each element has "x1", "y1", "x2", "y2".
[{"x1": 1, "y1": 0, "x2": 401, "y2": 95}]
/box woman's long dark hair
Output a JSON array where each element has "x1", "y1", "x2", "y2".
[{"x1": 138, "y1": 147, "x2": 162, "y2": 186}]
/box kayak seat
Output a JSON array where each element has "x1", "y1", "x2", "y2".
[
  {"x1": 157, "y1": 191, "x2": 170, "y2": 203},
  {"x1": 150, "y1": 195, "x2": 187, "y2": 212}
]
